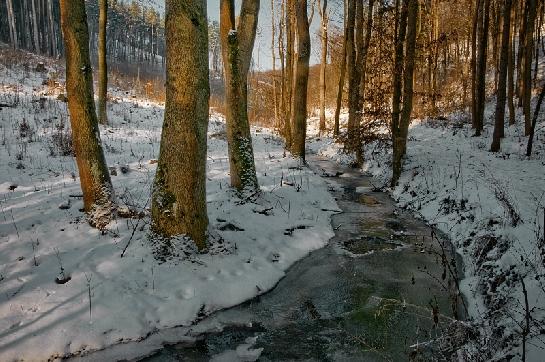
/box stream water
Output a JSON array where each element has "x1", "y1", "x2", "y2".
[{"x1": 141, "y1": 155, "x2": 466, "y2": 361}]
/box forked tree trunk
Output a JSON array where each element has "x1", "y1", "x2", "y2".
[
  {"x1": 491, "y1": 0, "x2": 512, "y2": 152},
  {"x1": 220, "y1": 0, "x2": 259, "y2": 193},
  {"x1": 290, "y1": 0, "x2": 311, "y2": 160},
  {"x1": 151, "y1": 0, "x2": 209, "y2": 249},
  {"x1": 59, "y1": 0, "x2": 114, "y2": 229},
  {"x1": 98, "y1": 0, "x2": 108, "y2": 124}
]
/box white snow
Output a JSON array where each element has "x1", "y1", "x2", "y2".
[
  {"x1": 307, "y1": 106, "x2": 545, "y2": 360},
  {"x1": 0, "y1": 50, "x2": 338, "y2": 361}
]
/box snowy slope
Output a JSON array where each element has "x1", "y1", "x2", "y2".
[
  {"x1": 307, "y1": 107, "x2": 545, "y2": 360},
  {"x1": 0, "y1": 50, "x2": 337, "y2": 361}
]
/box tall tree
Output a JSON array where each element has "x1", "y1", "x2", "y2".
[
  {"x1": 318, "y1": 0, "x2": 328, "y2": 134},
  {"x1": 491, "y1": 0, "x2": 512, "y2": 152},
  {"x1": 391, "y1": 0, "x2": 418, "y2": 186},
  {"x1": 474, "y1": 0, "x2": 490, "y2": 136},
  {"x1": 98, "y1": 0, "x2": 108, "y2": 124},
  {"x1": 59, "y1": 0, "x2": 114, "y2": 228},
  {"x1": 151, "y1": 0, "x2": 210, "y2": 249},
  {"x1": 333, "y1": 0, "x2": 348, "y2": 136},
  {"x1": 220, "y1": 0, "x2": 260, "y2": 193},
  {"x1": 6, "y1": 0, "x2": 18, "y2": 49},
  {"x1": 522, "y1": 0, "x2": 537, "y2": 135},
  {"x1": 290, "y1": 0, "x2": 311, "y2": 160}
]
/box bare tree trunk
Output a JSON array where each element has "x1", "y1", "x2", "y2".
[
  {"x1": 290, "y1": 0, "x2": 311, "y2": 160},
  {"x1": 98, "y1": 0, "x2": 108, "y2": 124},
  {"x1": 318, "y1": 0, "x2": 328, "y2": 134},
  {"x1": 271, "y1": 0, "x2": 279, "y2": 130},
  {"x1": 523, "y1": 0, "x2": 537, "y2": 135},
  {"x1": 508, "y1": 0, "x2": 517, "y2": 125},
  {"x1": 391, "y1": 0, "x2": 408, "y2": 184},
  {"x1": 526, "y1": 81, "x2": 545, "y2": 156},
  {"x1": 345, "y1": 0, "x2": 357, "y2": 138},
  {"x1": 392, "y1": 0, "x2": 417, "y2": 187},
  {"x1": 48, "y1": 0, "x2": 58, "y2": 58},
  {"x1": 220, "y1": 0, "x2": 260, "y2": 192},
  {"x1": 474, "y1": 0, "x2": 490, "y2": 136},
  {"x1": 31, "y1": 0, "x2": 40, "y2": 53},
  {"x1": 491, "y1": 0, "x2": 512, "y2": 152},
  {"x1": 284, "y1": 0, "x2": 296, "y2": 148},
  {"x1": 471, "y1": 0, "x2": 482, "y2": 127},
  {"x1": 333, "y1": 0, "x2": 347, "y2": 137},
  {"x1": 151, "y1": 0, "x2": 209, "y2": 249},
  {"x1": 6, "y1": 0, "x2": 18, "y2": 49},
  {"x1": 59, "y1": 0, "x2": 114, "y2": 229}
]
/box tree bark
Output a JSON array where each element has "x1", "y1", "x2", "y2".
[
  {"x1": 290, "y1": 0, "x2": 311, "y2": 160},
  {"x1": 151, "y1": 0, "x2": 210, "y2": 249},
  {"x1": 523, "y1": 0, "x2": 537, "y2": 135},
  {"x1": 98, "y1": 0, "x2": 108, "y2": 124},
  {"x1": 474, "y1": 0, "x2": 490, "y2": 136},
  {"x1": 392, "y1": 0, "x2": 417, "y2": 187},
  {"x1": 491, "y1": 0, "x2": 512, "y2": 152},
  {"x1": 6, "y1": 0, "x2": 18, "y2": 49},
  {"x1": 31, "y1": 0, "x2": 40, "y2": 53},
  {"x1": 59, "y1": 0, "x2": 114, "y2": 228},
  {"x1": 318, "y1": 0, "x2": 328, "y2": 134},
  {"x1": 507, "y1": 0, "x2": 516, "y2": 126},
  {"x1": 220, "y1": 0, "x2": 260, "y2": 193},
  {"x1": 333, "y1": 0, "x2": 347, "y2": 137},
  {"x1": 526, "y1": 81, "x2": 545, "y2": 156}
]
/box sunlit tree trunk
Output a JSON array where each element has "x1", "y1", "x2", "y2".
[
  {"x1": 318, "y1": 0, "x2": 328, "y2": 134},
  {"x1": 220, "y1": 0, "x2": 260, "y2": 193},
  {"x1": 151, "y1": 0, "x2": 209, "y2": 249},
  {"x1": 60, "y1": 0, "x2": 114, "y2": 228},
  {"x1": 98, "y1": 0, "x2": 108, "y2": 124},
  {"x1": 290, "y1": 0, "x2": 310, "y2": 160},
  {"x1": 333, "y1": 0, "x2": 347, "y2": 137}
]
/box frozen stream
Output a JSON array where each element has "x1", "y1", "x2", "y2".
[{"x1": 140, "y1": 155, "x2": 467, "y2": 361}]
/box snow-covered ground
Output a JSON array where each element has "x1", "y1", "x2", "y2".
[
  {"x1": 0, "y1": 51, "x2": 338, "y2": 361},
  {"x1": 308, "y1": 107, "x2": 545, "y2": 360}
]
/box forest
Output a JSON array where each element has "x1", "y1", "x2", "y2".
[{"x1": 0, "y1": 0, "x2": 544, "y2": 361}]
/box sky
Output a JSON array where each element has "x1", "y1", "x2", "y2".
[
  {"x1": 135, "y1": 0, "x2": 345, "y2": 71},
  {"x1": 207, "y1": 0, "x2": 345, "y2": 71}
]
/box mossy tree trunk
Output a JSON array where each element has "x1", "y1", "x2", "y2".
[
  {"x1": 151, "y1": 0, "x2": 210, "y2": 249},
  {"x1": 98, "y1": 0, "x2": 108, "y2": 124},
  {"x1": 59, "y1": 0, "x2": 114, "y2": 228},
  {"x1": 220, "y1": 0, "x2": 259, "y2": 193},
  {"x1": 290, "y1": 0, "x2": 311, "y2": 161}
]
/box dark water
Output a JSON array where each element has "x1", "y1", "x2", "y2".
[{"x1": 141, "y1": 155, "x2": 466, "y2": 362}]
